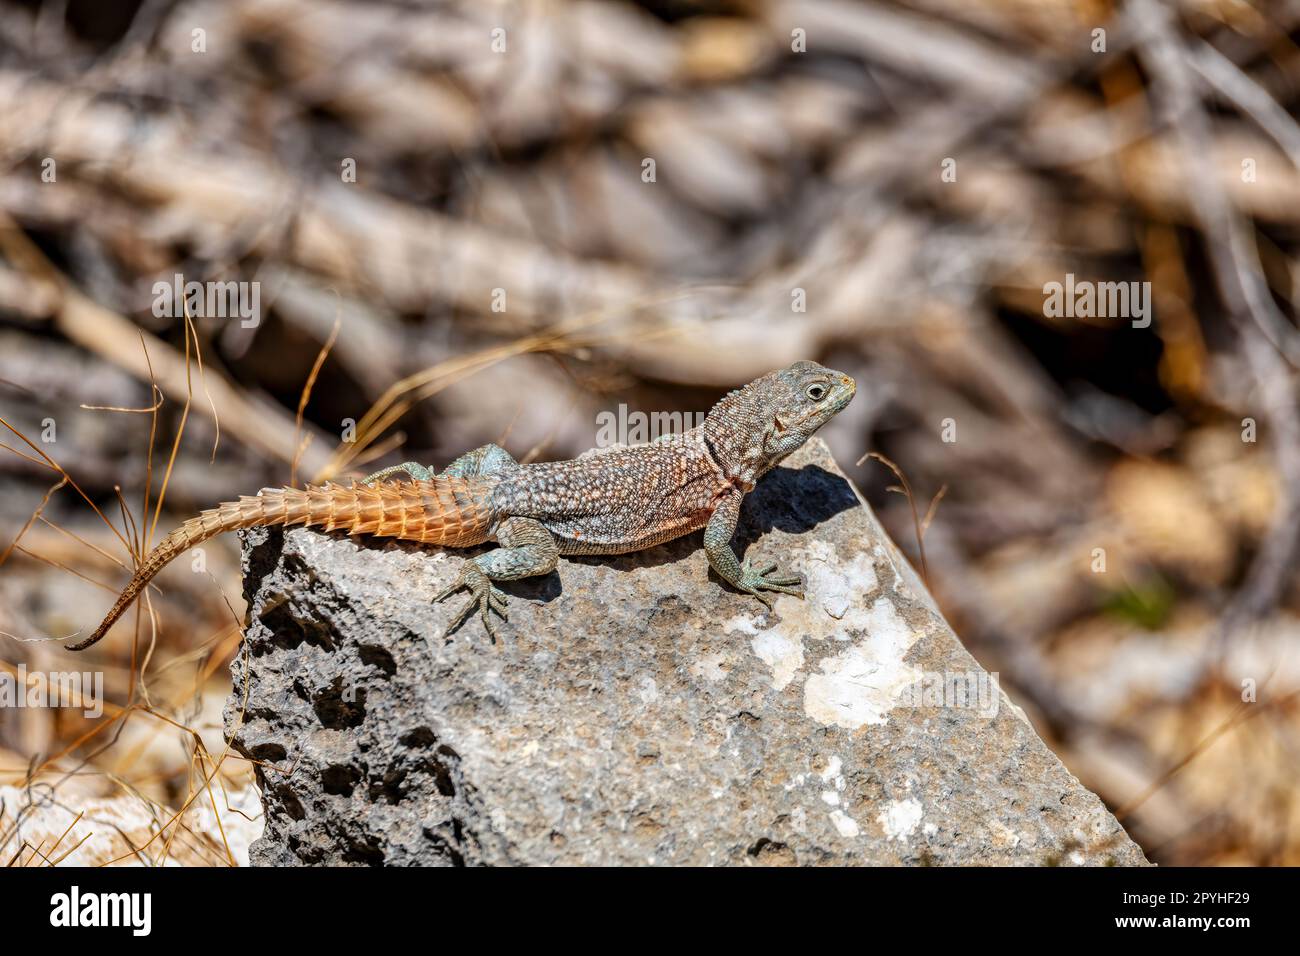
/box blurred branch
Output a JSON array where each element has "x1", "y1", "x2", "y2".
[
  {"x1": 1132, "y1": 0, "x2": 1300, "y2": 639},
  {"x1": 0, "y1": 212, "x2": 334, "y2": 477}
]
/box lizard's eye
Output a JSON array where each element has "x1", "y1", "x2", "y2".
[{"x1": 806, "y1": 383, "x2": 827, "y2": 401}]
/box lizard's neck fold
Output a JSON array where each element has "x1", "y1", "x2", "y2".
[{"x1": 703, "y1": 386, "x2": 769, "y2": 483}]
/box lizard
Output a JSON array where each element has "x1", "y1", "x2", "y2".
[{"x1": 71, "y1": 361, "x2": 855, "y2": 650}]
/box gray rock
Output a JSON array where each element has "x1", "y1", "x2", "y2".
[{"x1": 224, "y1": 438, "x2": 1148, "y2": 866}]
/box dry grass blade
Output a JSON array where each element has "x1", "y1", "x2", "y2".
[
  {"x1": 0, "y1": 476, "x2": 66, "y2": 569},
  {"x1": 291, "y1": 313, "x2": 341, "y2": 488},
  {"x1": 0, "y1": 417, "x2": 133, "y2": 555},
  {"x1": 146, "y1": 307, "x2": 199, "y2": 547},
  {"x1": 857, "y1": 450, "x2": 942, "y2": 587}
]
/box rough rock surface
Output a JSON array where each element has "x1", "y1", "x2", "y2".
[{"x1": 224, "y1": 439, "x2": 1148, "y2": 866}]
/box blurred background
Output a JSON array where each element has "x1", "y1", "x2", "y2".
[{"x1": 1, "y1": 0, "x2": 1299, "y2": 865}]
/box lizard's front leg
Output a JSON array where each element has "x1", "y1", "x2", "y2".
[
  {"x1": 434, "y1": 516, "x2": 558, "y2": 641},
  {"x1": 703, "y1": 490, "x2": 804, "y2": 610}
]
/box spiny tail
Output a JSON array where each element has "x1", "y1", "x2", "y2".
[{"x1": 71, "y1": 477, "x2": 497, "y2": 652}]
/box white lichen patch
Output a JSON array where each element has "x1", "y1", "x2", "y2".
[
  {"x1": 729, "y1": 610, "x2": 802, "y2": 691},
  {"x1": 724, "y1": 613, "x2": 764, "y2": 637},
  {"x1": 819, "y1": 755, "x2": 844, "y2": 784},
  {"x1": 830, "y1": 809, "x2": 861, "y2": 838},
  {"x1": 877, "y1": 798, "x2": 923, "y2": 843},
  {"x1": 728, "y1": 616, "x2": 795, "y2": 691},
  {"x1": 751, "y1": 630, "x2": 804, "y2": 691},
  {"x1": 733, "y1": 541, "x2": 928, "y2": 711},
  {"x1": 797, "y1": 539, "x2": 878, "y2": 619},
  {"x1": 689, "y1": 651, "x2": 729, "y2": 683},
  {"x1": 734, "y1": 539, "x2": 894, "y2": 691},
  {"x1": 637, "y1": 676, "x2": 659, "y2": 704},
  {"x1": 804, "y1": 598, "x2": 925, "y2": 728}
]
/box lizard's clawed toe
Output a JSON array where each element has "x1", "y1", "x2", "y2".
[
  {"x1": 739, "y1": 559, "x2": 805, "y2": 607},
  {"x1": 435, "y1": 565, "x2": 509, "y2": 641}
]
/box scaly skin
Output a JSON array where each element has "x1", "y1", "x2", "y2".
[{"x1": 75, "y1": 361, "x2": 854, "y2": 647}]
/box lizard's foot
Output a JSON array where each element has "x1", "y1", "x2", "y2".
[
  {"x1": 738, "y1": 559, "x2": 804, "y2": 610},
  {"x1": 433, "y1": 564, "x2": 509, "y2": 641}
]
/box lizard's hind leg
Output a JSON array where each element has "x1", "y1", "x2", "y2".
[
  {"x1": 362, "y1": 444, "x2": 517, "y2": 484},
  {"x1": 366, "y1": 445, "x2": 532, "y2": 640},
  {"x1": 434, "y1": 517, "x2": 559, "y2": 641},
  {"x1": 438, "y1": 442, "x2": 519, "y2": 479},
  {"x1": 360, "y1": 461, "x2": 434, "y2": 483}
]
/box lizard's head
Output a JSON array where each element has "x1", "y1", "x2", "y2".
[
  {"x1": 762, "y1": 360, "x2": 856, "y2": 457},
  {"x1": 706, "y1": 360, "x2": 856, "y2": 477}
]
